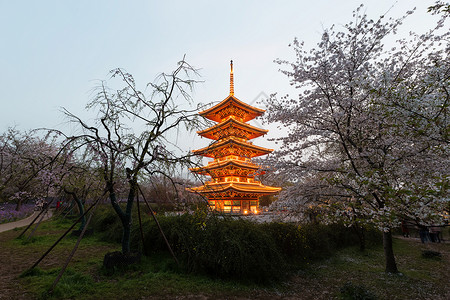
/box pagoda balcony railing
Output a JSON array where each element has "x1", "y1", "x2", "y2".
[
  {"x1": 206, "y1": 157, "x2": 251, "y2": 165},
  {"x1": 206, "y1": 177, "x2": 256, "y2": 184},
  {"x1": 219, "y1": 136, "x2": 253, "y2": 144}
]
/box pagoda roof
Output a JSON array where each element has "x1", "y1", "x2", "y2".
[
  {"x1": 189, "y1": 181, "x2": 281, "y2": 195},
  {"x1": 199, "y1": 95, "x2": 265, "y2": 123},
  {"x1": 190, "y1": 159, "x2": 259, "y2": 175},
  {"x1": 197, "y1": 117, "x2": 268, "y2": 140},
  {"x1": 192, "y1": 137, "x2": 273, "y2": 158}
]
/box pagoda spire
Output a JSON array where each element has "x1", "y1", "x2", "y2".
[{"x1": 230, "y1": 60, "x2": 234, "y2": 96}]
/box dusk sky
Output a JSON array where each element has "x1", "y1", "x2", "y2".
[{"x1": 0, "y1": 0, "x2": 441, "y2": 151}]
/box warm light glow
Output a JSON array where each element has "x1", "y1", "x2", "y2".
[
  {"x1": 230, "y1": 60, "x2": 234, "y2": 96},
  {"x1": 188, "y1": 61, "x2": 281, "y2": 214}
]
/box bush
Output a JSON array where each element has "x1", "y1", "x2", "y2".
[
  {"x1": 90, "y1": 205, "x2": 124, "y2": 243},
  {"x1": 0, "y1": 203, "x2": 35, "y2": 224},
  {"x1": 421, "y1": 250, "x2": 442, "y2": 259},
  {"x1": 140, "y1": 211, "x2": 286, "y2": 282},
  {"x1": 91, "y1": 207, "x2": 382, "y2": 282},
  {"x1": 339, "y1": 281, "x2": 377, "y2": 300}
]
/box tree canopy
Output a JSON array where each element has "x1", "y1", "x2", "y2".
[{"x1": 263, "y1": 5, "x2": 449, "y2": 272}]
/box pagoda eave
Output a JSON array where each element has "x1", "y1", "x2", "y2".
[
  {"x1": 197, "y1": 117, "x2": 268, "y2": 141},
  {"x1": 189, "y1": 182, "x2": 281, "y2": 195},
  {"x1": 192, "y1": 137, "x2": 273, "y2": 158},
  {"x1": 189, "y1": 159, "x2": 259, "y2": 174},
  {"x1": 199, "y1": 95, "x2": 265, "y2": 123}
]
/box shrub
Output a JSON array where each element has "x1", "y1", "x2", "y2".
[
  {"x1": 0, "y1": 203, "x2": 35, "y2": 224},
  {"x1": 339, "y1": 281, "x2": 377, "y2": 300},
  {"x1": 90, "y1": 205, "x2": 123, "y2": 243},
  {"x1": 421, "y1": 250, "x2": 442, "y2": 259},
  {"x1": 140, "y1": 212, "x2": 286, "y2": 282},
  {"x1": 91, "y1": 207, "x2": 382, "y2": 282}
]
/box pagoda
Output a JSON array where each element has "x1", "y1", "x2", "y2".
[{"x1": 189, "y1": 61, "x2": 281, "y2": 214}]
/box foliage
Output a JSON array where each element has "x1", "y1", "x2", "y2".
[
  {"x1": 0, "y1": 203, "x2": 35, "y2": 224},
  {"x1": 339, "y1": 281, "x2": 377, "y2": 300},
  {"x1": 421, "y1": 250, "x2": 442, "y2": 259},
  {"x1": 0, "y1": 128, "x2": 64, "y2": 210},
  {"x1": 152, "y1": 213, "x2": 285, "y2": 282},
  {"x1": 91, "y1": 207, "x2": 381, "y2": 282}
]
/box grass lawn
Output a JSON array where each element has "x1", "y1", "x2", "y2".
[{"x1": 0, "y1": 217, "x2": 448, "y2": 299}]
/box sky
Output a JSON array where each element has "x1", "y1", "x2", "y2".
[{"x1": 0, "y1": 0, "x2": 442, "y2": 153}]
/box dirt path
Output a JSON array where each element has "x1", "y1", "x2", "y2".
[
  {"x1": 0, "y1": 211, "x2": 54, "y2": 299},
  {"x1": 0, "y1": 210, "x2": 53, "y2": 233},
  {"x1": 0, "y1": 230, "x2": 35, "y2": 299}
]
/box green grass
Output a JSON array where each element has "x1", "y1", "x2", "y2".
[
  {"x1": 19, "y1": 257, "x2": 261, "y2": 299},
  {"x1": 301, "y1": 239, "x2": 449, "y2": 299},
  {"x1": 2, "y1": 217, "x2": 449, "y2": 299}
]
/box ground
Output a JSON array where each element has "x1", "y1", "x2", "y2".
[{"x1": 0, "y1": 217, "x2": 448, "y2": 299}]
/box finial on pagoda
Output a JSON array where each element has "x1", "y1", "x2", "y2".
[{"x1": 230, "y1": 60, "x2": 234, "y2": 96}]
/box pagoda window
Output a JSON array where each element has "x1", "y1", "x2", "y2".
[
  {"x1": 233, "y1": 201, "x2": 241, "y2": 206},
  {"x1": 224, "y1": 206, "x2": 232, "y2": 213},
  {"x1": 232, "y1": 206, "x2": 240, "y2": 213},
  {"x1": 224, "y1": 201, "x2": 231, "y2": 206}
]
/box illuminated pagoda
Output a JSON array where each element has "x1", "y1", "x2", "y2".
[{"x1": 189, "y1": 61, "x2": 281, "y2": 214}]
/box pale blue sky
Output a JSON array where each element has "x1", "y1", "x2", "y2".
[{"x1": 0, "y1": 0, "x2": 441, "y2": 151}]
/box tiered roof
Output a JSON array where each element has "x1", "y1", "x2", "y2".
[
  {"x1": 189, "y1": 182, "x2": 281, "y2": 195},
  {"x1": 192, "y1": 137, "x2": 273, "y2": 159},
  {"x1": 189, "y1": 61, "x2": 280, "y2": 207},
  {"x1": 190, "y1": 159, "x2": 259, "y2": 177},
  {"x1": 198, "y1": 95, "x2": 266, "y2": 123},
  {"x1": 197, "y1": 117, "x2": 268, "y2": 140}
]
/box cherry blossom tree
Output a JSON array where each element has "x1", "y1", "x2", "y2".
[
  {"x1": 264, "y1": 5, "x2": 449, "y2": 273},
  {"x1": 57, "y1": 146, "x2": 105, "y2": 231},
  {"x1": 64, "y1": 58, "x2": 205, "y2": 254},
  {"x1": 0, "y1": 128, "x2": 63, "y2": 211}
]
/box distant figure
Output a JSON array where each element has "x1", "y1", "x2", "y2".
[
  {"x1": 430, "y1": 226, "x2": 442, "y2": 243},
  {"x1": 42, "y1": 200, "x2": 49, "y2": 216},
  {"x1": 401, "y1": 220, "x2": 410, "y2": 238},
  {"x1": 418, "y1": 225, "x2": 430, "y2": 243},
  {"x1": 36, "y1": 199, "x2": 44, "y2": 211}
]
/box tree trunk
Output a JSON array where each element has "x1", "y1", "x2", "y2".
[
  {"x1": 353, "y1": 225, "x2": 366, "y2": 252},
  {"x1": 383, "y1": 230, "x2": 398, "y2": 273},
  {"x1": 15, "y1": 199, "x2": 22, "y2": 211},
  {"x1": 109, "y1": 181, "x2": 136, "y2": 255},
  {"x1": 73, "y1": 195, "x2": 86, "y2": 231},
  {"x1": 121, "y1": 215, "x2": 132, "y2": 254},
  {"x1": 121, "y1": 183, "x2": 136, "y2": 254},
  {"x1": 64, "y1": 189, "x2": 86, "y2": 231}
]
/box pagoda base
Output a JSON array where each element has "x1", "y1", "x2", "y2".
[{"x1": 209, "y1": 199, "x2": 259, "y2": 214}]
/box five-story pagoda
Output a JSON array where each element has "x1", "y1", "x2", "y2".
[{"x1": 189, "y1": 61, "x2": 280, "y2": 214}]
